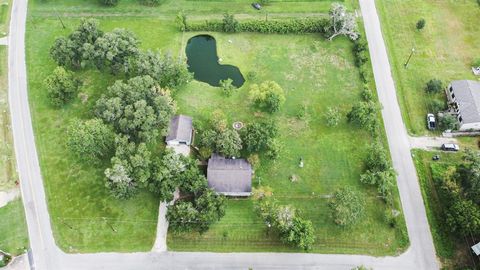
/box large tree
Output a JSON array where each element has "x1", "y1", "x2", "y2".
[
  {"x1": 199, "y1": 112, "x2": 243, "y2": 157},
  {"x1": 50, "y1": 18, "x2": 103, "y2": 69},
  {"x1": 129, "y1": 50, "x2": 192, "y2": 89},
  {"x1": 44, "y1": 66, "x2": 81, "y2": 107},
  {"x1": 328, "y1": 3, "x2": 359, "y2": 41},
  {"x1": 249, "y1": 81, "x2": 286, "y2": 113},
  {"x1": 347, "y1": 101, "x2": 379, "y2": 133},
  {"x1": 104, "y1": 163, "x2": 137, "y2": 199},
  {"x1": 95, "y1": 75, "x2": 176, "y2": 142},
  {"x1": 148, "y1": 149, "x2": 187, "y2": 201},
  {"x1": 167, "y1": 188, "x2": 225, "y2": 233},
  {"x1": 88, "y1": 28, "x2": 139, "y2": 74},
  {"x1": 329, "y1": 187, "x2": 365, "y2": 226},
  {"x1": 66, "y1": 118, "x2": 115, "y2": 162},
  {"x1": 108, "y1": 135, "x2": 152, "y2": 189},
  {"x1": 242, "y1": 120, "x2": 278, "y2": 153}
]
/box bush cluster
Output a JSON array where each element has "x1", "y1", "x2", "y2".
[{"x1": 185, "y1": 17, "x2": 330, "y2": 35}]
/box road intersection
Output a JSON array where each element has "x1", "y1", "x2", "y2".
[{"x1": 7, "y1": 0, "x2": 439, "y2": 269}]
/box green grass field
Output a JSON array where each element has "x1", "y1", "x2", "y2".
[
  {"x1": 29, "y1": 0, "x2": 353, "y2": 17},
  {"x1": 0, "y1": 200, "x2": 29, "y2": 255},
  {"x1": 376, "y1": 0, "x2": 480, "y2": 135},
  {"x1": 413, "y1": 149, "x2": 476, "y2": 269},
  {"x1": 25, "y1": 0, "x2": 407, "y2": 254}
]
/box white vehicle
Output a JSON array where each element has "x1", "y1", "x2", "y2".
[{"x1": 427, "y1": 113, "x2": 436, "y2": 130}]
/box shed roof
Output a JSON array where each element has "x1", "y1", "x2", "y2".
[
  {"x1": 207, "y1": 154, "x2": 252, "y2": 196},
  {"x1": 451, "y1": 80, "x2": 480, "y2": 124},
  {"x1": 166, "y1": 115, "x2": 193, "y2": 143}
]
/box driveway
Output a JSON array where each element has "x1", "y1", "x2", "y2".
[
  {"x1": 8, "y1": 0, "x2": 439, "y2": 269},
  {"x1": 409, "y1": 136, "x2": 458, "y2": 150}
]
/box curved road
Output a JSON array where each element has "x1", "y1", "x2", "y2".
[{"x1": 8, "y1": 0, "x2": 439, "y2": 269}]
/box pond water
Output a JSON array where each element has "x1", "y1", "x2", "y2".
[{"x1": 185, "y1": 35, "x2": 245, "y2": 88}]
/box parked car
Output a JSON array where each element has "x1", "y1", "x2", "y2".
[
  {"x1": 252, "y1": 3, "x2": 262, "y2": 10},
  {"x1": 441, "y1": 143, "x2": 459, "y2": 152},
  {"x1": 427, "y1": 113, "x2": 436, "y2": 130}
]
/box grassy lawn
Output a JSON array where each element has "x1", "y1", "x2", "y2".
[
  {"x1": 376, "y1": 0, "x2": 480, "y2": 135},
  {"x1": 0, "y1": 200, "x2": 29, "y2": 255},
  {"x1": 29, "y1": 0, "x2": 355, "y2": 17},
  {"x1": 26, "y1": 1, "x2": 407, "y2": 254},
  {"x1": 168, "y1": 31, "x2": 407, "y2": 254},
  {"x1": 0, "y1": 46, "x2": 16, "y2": 190},
  {"x1": 413, "y1": 149, "x2": 478, "y2": 269}
]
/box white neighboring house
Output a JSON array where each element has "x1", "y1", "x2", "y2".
[
  {"x1": 447, "y1": 80, "x2": 480, "y2": 131},
  {"x1": 165, "y1": 115, "x2": 193, "y2": 156}
]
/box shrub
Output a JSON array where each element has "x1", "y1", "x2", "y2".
[
  {"x1": 473, "y1": 58, "x2": 480, "y2": 67},
  {"x1": 140, "y1": 0, "x2": 161, "y2": 6},
  {"x1": 324, "y1": 107, "x2": 341, "y2": 127},
  {"x1": 186, "y1": 18, "x2": 330, "y2": 35},
  {"x1": 353, "y1": 37, "x2": 369, "y2": 67},
  {"x1": 329, "y1": 187, "x2": 365, "y2": 226},
  {"x1": 361, "y1": 86, "x2": 373, "y2": 101},
  {"x1": 99, "y1": 0, "x2": 118, "y2": 6},
  {"x1": 44, "y1": 66, "x2": 81, "y2": 107},
  {"x1": 249, "y1": 81, "x2": 286, "y2": 113},
  {"x1": 439, "y1": 114, "x2": 459, "y2": 130},
  {"x1": 223, "y1": 13, "x2": 239, "y2": 33},
  {"x1": 416, "y1": 19, "x2": 426, "y2": 30},
  {"x1": 425, "y1": 79, "x2": 443, "y2": 93},
  {"x1": 384, "y1": 208, "x2": 398, "y2": 228},
  {"x1": 220, "y1": 78, "x2": 236, "y2": 96},
  {"x1": 429, "y1": 99, "x2": 446, "y2": 114}
]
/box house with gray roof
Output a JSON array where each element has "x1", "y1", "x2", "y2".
[
  {"x1": 447, "y1": 80, "x2": 480, "y2": 131},
  {"x1": 166, "y1": 115, "x2": 194, "y2": 146},
  {"x1": 207, "y1": 154, "x2": 252, "y2": 197}
]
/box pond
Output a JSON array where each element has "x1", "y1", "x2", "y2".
[{"x1": 185, "y1": 35, "x2": 245, "y2": 88}]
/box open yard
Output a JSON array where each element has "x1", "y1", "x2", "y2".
[
  {"x1": 26, "y1": 0, "x2": 407, "y2": 254},
  {"x1": 413, "y1": 149, "x2": 479, "y2": 269},
  {"x1": 0, "y1": 199, "x2": 29, "y2": 255},
  {"x1": 376, "y1": 0, "x2": 480, "y2": 135}
]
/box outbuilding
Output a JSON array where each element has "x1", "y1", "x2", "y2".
[
  {"x1": 207, "y1": 154, "x2": 252, "y2": 197},
  {"x1": 165, "y1": 115, "x2": 194, "y2": 146}
]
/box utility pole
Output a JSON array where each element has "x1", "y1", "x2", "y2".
[
  {"x1": 404, "y1": 47, "x2": 415, "y2": 68},
  {"x1": 55, "y1": 10, "x2": 66, "y2": 29}
]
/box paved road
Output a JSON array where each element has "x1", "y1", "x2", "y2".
[{"x1": 8, "y1": 0, "x2": 439, "y2": 269}]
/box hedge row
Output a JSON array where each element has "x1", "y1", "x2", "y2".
[{"x1": 186, "y1": 18, "x2": 331, "y2": 35}]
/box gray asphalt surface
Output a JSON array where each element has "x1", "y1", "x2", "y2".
[{"x1": 8, "y1": 0, "x2": 439, "y2": 269}]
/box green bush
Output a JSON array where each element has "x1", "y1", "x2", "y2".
[
  {"x1": 140, "y1": 0, "x2": 161, "y2": 6},
  {"x1": 425, "y1": 79, "x2": 443, "y2": 93},
  {"x1": 187, "y1": 18, "x2": 330, "y2": 35},
  {"x1": 99, "y1": 0, "x2": 119, "y2": 6},
  {"x1": 473, "y1": 58, "x2": 480, "y2": 67}
]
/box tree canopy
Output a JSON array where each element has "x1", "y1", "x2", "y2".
[
  {"x1": 44, "y1": 66, "x2": 81, "y2": 107},
  {"x1": 88, "y1": 28, "x2": 140, "y2": 74},
  {"x1": 50, "y1": 18, "x2": 103, "y2": 69},
  {"x1": 128, "y1": 50, "x2": 192, "y2": 89},
  {"x1": 66, "y1": 118, "x2": 115, "y2": 162},
  {"x1": 249, "y1": 81, "x2": 286, "y2": 113},
  {"x1": 95, "y1": 75, "x2": 176, "y2": 142}
]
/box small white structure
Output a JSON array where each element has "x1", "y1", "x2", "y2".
[
  {"x1": 165, "y1": 115, "x2": 193, "y2": 156},
  {"x1": 472, "y1": 242, "x2": 480, "y2": 256},
  {"x1": 447, "y1": 80, "x2": 480, "y2": 131}
]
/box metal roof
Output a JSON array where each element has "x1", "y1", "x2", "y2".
[
  {"x1": 207, "y1": 154, "x2": 252, "y2": 196},
  {"x1": 451, "y1": 80, "x2": 480, "y2": 124},
  {"x1": 165, "y1": 115, "x2": 193, "y2": 143}
]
